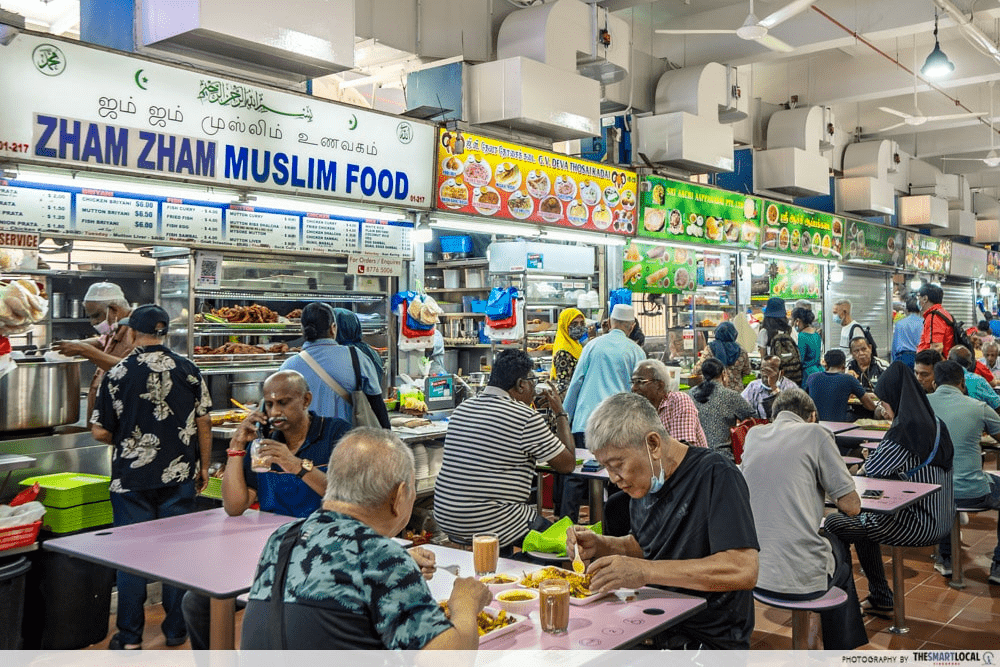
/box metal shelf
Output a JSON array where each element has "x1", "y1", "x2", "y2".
[
  {"x1": 198, "y1": 364, "x2": 284, "y2": 375},
  {"x1": 192, "y1": 328, "x2": 302, "y2": 336},
  {"x1": 193, "y1": 289, "x2": 383, "y2": 303},
  {"x1": 426, "y1": 258, "x2": 489, "y2": 269}
]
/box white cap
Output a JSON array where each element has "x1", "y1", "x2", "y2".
[
  {"x1": 610, "y1": 304, "x2": 636, "y2": 322},
  {"x1": 83, "y1": 282, "x2": 126, "y2": 303}
]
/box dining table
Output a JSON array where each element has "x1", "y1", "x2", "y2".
[
  {"x1": 819, "y1": 421, "x2": 861, "y2": 434},
  {"x1": 538, "y1": 448, "x2": 609, "y2": 525}
]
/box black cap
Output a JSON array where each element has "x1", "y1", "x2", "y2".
[{"x1": 128, "y1": 304, "x2": 169, "y2": 335}]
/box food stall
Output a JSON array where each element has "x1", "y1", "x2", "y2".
[{"x1": 942, "y1": 242, "x2": 986, "y2": 333}]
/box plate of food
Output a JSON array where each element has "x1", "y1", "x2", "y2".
[
  {"x1": 518, "y1": 566, "x2": 609, "y2": 605},
  {"x1": 821, "y1": 234, "x2": 832, "y2": 257},
  {"x1": 592, "y1": 203, "x2": 612, "y2": 230},
  {"x1": 566, "y1": 199, "x2": 589, "y2": 227},
  {"x1": 725, "y1": 220, "x2": 740, "y2": 243},
  {"x1": 554, "y1": 175, "x2": 577, "y2": 201},
  {"x1": 494, "y1": 162, "x2": 522, "y2": 192},
  {"x1": 766, "y1": 203, "x2": 780, "y2": 225},
  {"x1": 439, "y1": 603, "x2": 529, "y2": 644},
  {"x1": 642, "y1": 208, "x2": 665, "y2": 233},
  {"x1": 645, "y1": 266, "x2": 671, "y2": 289},
  {"x1": 613, "y1": 209, "x2": 634, "y2": 234},
  {"x1": 479, "y1": 572, "x2": 521, "y2": 593},
  {"x1": 507, "y1": 190, "x2": 534, "y2": 219},
  {"x1": 801, "y1": 231, "x2": 811, "y2": 254},
  {"x1": 652, "y1": 183, "x2": 666, "y2": 205},
  {"x1": 743, "y1": 198, "x2": 757, "y2": 219},
  {"x1": 790, "y1": 228, "x2": 801, "y2": 252},
  {"x1": 463, "y1": 154, "x2": 492, "y2": 187},
  {"x1": 674, "y1": 267, "x2": 691, "y2": 290},
  {"x1": 472, "y1": 186, "x2": 502, "y2": 216},
  {"x1": 526, "y1": 170, "x2": 551, "y2": 198},
  {"x1": 439, "y1": 179, "x2": 469, "y2": 209},
  {"x1": 538, "y1": 196, "x2": 563, "y2": 222},
  {"x1": 603, "y1": 185, "x2": 621, "y2": 207},
  {"x1": 704, "y1": 216, "x2": 723, "y2": 242},
  {"x1": 778, "y1": 227, "x2": 790, "y2": 250},
  {"x1": 579, "y1": 180, "x2": 602, "y2": 207},
  {"x1": 620, "y1": 189, "x2": 636, "y2": 210},
  {"x1": 668, "y1": 209, "x2": 683, "y2": 234},
  {"x1": 441, "y1": 155, "x2": 463, "y2": 177}
]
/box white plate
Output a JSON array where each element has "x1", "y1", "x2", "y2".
[
  {"x1": 479, "y1": 607, "x2": 531, "y2": 644},
  {"x1": 554, "y1": 175, "x2": 577, "y2": 201},
  {"x1": 525, "y1": 551, "x2": 571, "y2": 563},
  {"x1": 507, "y1": 191, "x2": 534, "y2": 220},
  {"x1": 517, "y1": 565, "x2": 611, "y2": 606},
  {"x1": 472, "y1": 186, "x2": 502, "y2": 216},
  {"x1": 464, "y1": 155, "x2": 492, "y2": 187}
]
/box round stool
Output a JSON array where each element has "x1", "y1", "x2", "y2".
[{"x1": 753, "y1": 587, "x2": 848, "y2": 649}]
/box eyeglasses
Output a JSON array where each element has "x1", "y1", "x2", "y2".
[
  {"x1": 521, "y1": 375, "x2": 538, "y2": 385},
  {"x1": 630, "y1": 377, "x2": 656, "y2": 386}
]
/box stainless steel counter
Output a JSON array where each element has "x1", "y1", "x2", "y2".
[{"x1": 0, "y1": 426, "x2": 110, "y2": 502}]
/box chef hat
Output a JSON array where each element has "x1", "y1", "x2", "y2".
[{"x1": 83, "y1": 282, "x2": 126, "y2": 303}]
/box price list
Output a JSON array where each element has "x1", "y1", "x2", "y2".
[
  {"x1": 0, "y1": 186, "x2": 71, "y2": 233},
  {"x1": 302, "y1": 214, "x2": 360, "y2": 254},
  {"x1": 361, "y1": 222, "x2": 412, "y2": 259},
  {"x1": 162, "y1": 201, "x2": 225, "y2": 244},
  {"x1": 76, "y1": 194, "x2": 161, "y2": 241},
  {"x1": 226, "y1": 207, "x2": 300, "y2": 250}
]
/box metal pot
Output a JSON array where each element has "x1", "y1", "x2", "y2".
[
  {"x1": 229, "y1": 380, "x2": 264, "y2": 406},
  {"x1": 0, "y1": 358, "x2": 82, "y2": 432}
]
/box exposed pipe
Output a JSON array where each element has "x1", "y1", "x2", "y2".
[{"x1": 933, "y1": 0, "x2": 1000, "y2": 65}]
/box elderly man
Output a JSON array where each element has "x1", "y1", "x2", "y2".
[
  {"x1": 804, "y1": 350, "x2": 877, "y2": 428},
  {"x1": 182, "y1": 369, "x2": 353, "y2": 650},
  {"x1": 53, "y1": 282, "x2": 134, "y2": 416},
  {"x1": 90, "y1": 305, "x2": 211, "y2": 650},
  {"x1": 985, "y1": 341, "x2": 1000, "y2": 380},
  {"x1": 914, "y1": 349, "x2": 943, "y2": 394},
  {"x1": 241, "y1": 428, "x2": 492, "y2": 649},
  {"x1": 927, "y1": 361, "x2": 1000, "y2": 583},
  {"x1": 562, "y1": 303, "x2": 646, "y2": 522},
  {"x1": 741, "y1": 355, "x2": 796, "y2": 419},
  {"x1": 948, "y1": 346, "x2": 1000, "y2": 413},
  {"x1": 567, "y1": 392, "x2": 759, "y2": 650},
  {"x1": 917, "y1": 284, "x2": 956, "y2": 356},
  {"x1": 742, "y1": 388, "x2": 867, "y2": 649},
  {"x1": 632, "y1": 359, "x2": 707, "y2": 447},
  {"x1": 833, "y1": 299, "x2": 865, "y2": 353},
  {"x1": 434, "y1": 349, "x2": 575, "y2": 553}
]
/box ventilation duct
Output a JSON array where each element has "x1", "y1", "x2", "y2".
[
  {"x1": 835, "y1": 140, "x2": 897, "y2": 216},
  {"x1": 899, "y1": 194, "x2": 949, "y2": 229},
  {"x1": 974, "y1": 192, "x2": 1000, "y2": 244},
  {"x1": 756, "y1": 106, "x2": 832, "y2": 198},
  {"x1": 931, "y1": 176, "x2": 975, "y2": 238}
]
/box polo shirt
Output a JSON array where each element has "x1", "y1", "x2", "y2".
[
  {"x1": 919, "y1": 304, "x2": 956, "y2": 356},
  {"x1": 927, "y1": 385, "x2": 1000, "y2": 499}
]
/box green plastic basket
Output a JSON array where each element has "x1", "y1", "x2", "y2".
[
  {"x1": 201, "y1": 477, "x2": 223, "y2": 500},
  {"x1": 41, "y1": 500, "x2": 113, "y2": 534},
  {"x1": 20, "y1": 473, "x2": 111, "y2": 509}
]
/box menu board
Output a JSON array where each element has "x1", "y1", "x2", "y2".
[
  {"x1": 0, "y1": 183, "x2": 72, "y2": 233},
  {"x1": 76, "y1": 192, "x2": 161, "y2": 241},
  {"x1": 623, "y1": 240, "x2": 697, "y2": 294},
  {"x1": 638, "y1": 176, "x2": 761, "y2": 249},
  {"x1": 905, "y1": 233, "x2": 952, "y2": 274},
  {"x1": 841, "y1": 219, "x2": 903, "y2": 267},
  {"x1": 226, "y1": 206, "x2": 300, "y2": 250},
  {"x1": 760, "y1": 201, "x2": 843, "y2": 260},
  {"x1": 434, "y1": 129, "x2": 638, "y2": 236},
  {"x1": 360, "y1": 220, "x2": 412, "y2": 259},
  {"x1": 770, "y1": 260, "x2": 821, "y2": 300},
  {"x1": 302, "y1": 214, "x2": 360, "y2": 254},
  {"x1": 162, "y1": 200, "x2": 225, "y2": 244},
  {"x1": 988, "y1": 250, "x2": 1000, "y2": 281}
]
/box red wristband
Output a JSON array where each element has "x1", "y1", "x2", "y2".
[{"x1": 227, "y1": 449, "x2": 247, "y2": 457}]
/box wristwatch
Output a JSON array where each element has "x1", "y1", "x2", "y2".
[{"x1": 296, "y1": 459, "x2": 314, "y2": 478}]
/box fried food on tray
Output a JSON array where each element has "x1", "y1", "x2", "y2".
[
  {"x1": 211, "y1": 411, "x2": 246, "y2": 426},
  {"x1": 210, "y1": 304, "x2": 279, "y2": 323},
  {"x1": 194, "y1": 343, "x2": 266, "y2": 355},
  {"x1": 285, "y1": 308, "x2": 302, "y2": 319},
  {"x1": 519, "y1": 566, "x2": 594, "y2": 598},
  {"x1": 439, "y1": 603, "x2": 516, "y2": 636}
]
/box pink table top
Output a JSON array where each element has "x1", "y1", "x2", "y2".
[
  {"x1": 43, "y1": 508, "x2": 294, "y2": 598},
  {"x1": 853, "y1": 476, "x2": 941, "y2": 514},
  {"x1": 819, "y1": 421, "x2": 860, "y2": 433},
  {"x1": 838, "y1": 427, "x2": 889, "y2": 442},
  {"x1": 858, "y1": 441, "x2": 880, "y2": 450},
  {"x1": 423, "y1": 545, "x2": 706, "y2": 649}
]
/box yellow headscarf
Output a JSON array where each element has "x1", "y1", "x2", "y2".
[{"x1": 551, "y1": 308, "x2": 585, "y2": 380}]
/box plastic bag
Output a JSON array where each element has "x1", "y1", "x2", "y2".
[
  {"x1": 485, "y1": 301, "x2": 524, "y2": 342},
  {"x1": 486, "y1": 287, "x2": 518, "y2": 320},
  {"x1": 0, "y1": 501, "x2": 46, "y2": 528}
]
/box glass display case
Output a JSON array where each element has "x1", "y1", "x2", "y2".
[{"x1": 664, "y1": 254, "x2": 738, "y2": 369}]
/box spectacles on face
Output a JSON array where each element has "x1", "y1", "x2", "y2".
[
  {"x1": 521, "y1": 375, "x2": 538, "y2": 387},
  {"x1": 630, "y1": 377, "x2": 656, "y2": 386}
]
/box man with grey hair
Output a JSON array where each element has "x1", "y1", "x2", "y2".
[
  {"x1": 567, "y1": 392, "x2": 758, "y2": 649},
  {"x1": 241, "y1": 427, "x2": 492, "y2": 649},
  {"x1": 741, "y1": 388, "x2": 867, "y2": 649},
  {"x1": 833, "y1": 299, "x2": 865, "y2": 353},
  {"x1": 984, "y1": 340, "x2": 1000, "y2": 378},
  {"x1": 53, "y1": 282, "x2": 135, "y2": 416},
  {"x1": 631, "y1": 359, "x2": 707, "y2": 447}
]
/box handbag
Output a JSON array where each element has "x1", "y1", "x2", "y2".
[
  {"x1": 299, "y1": 349, "x2": 382, "y2": 428},
  {"x1": 730, "y1": 417, "x2": 769, "y2": 465}
]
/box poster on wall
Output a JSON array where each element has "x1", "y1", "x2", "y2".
[
  {"x1": 623, "y1": 240, "x2": 697, "y2": 294},
  {"x1": 769, "y1": 260, "x2": 821, "y2": 300},
  {"x1": 988, "y1": 250, "x2": 1000, "y2": 281},
  {"x1": 905, "y1": 233, "x2": 952, "y2": 274},
  {"x1": 760, "y1": 201, "x2": 843, "y2": 260},
  {"x1": 841, "y1": 219, "x2": 903, "y2": 267},
  {"x1": 434, "y1": 129, "x2": 638, "y2": 236},
  {"x1": 638, "y1": 176, "x2": 761, "y2": 249}
]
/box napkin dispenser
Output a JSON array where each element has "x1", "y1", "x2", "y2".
[{"x1": 424, "y1": 375, "x2": 456, "y2": 411}]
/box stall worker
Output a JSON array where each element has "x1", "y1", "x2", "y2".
[
  {"x1": 90, "y1": 305, "x2": 211, "y2": 650},
  {"x1": 741, "y1": 355, "x2": 796, "y2": 419},
  {"x1": 241, "y1": 428, "x2": 492, "y2": 649},
  {"x1": 632, "y1": 359, "x2": 708, "y2": 448},
  {"x1": 551, "y1": 307, "x2": 586, "y2": 396},
  {"x1": 567, "y1": 392, "x2": 759, "y2": 650}
]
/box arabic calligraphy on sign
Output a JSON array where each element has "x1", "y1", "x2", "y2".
[{"x1": 198, "y1": 79, "x2": 313, "y2": 121}]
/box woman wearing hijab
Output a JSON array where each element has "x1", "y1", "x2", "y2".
[
  {"x1": 551, "y1": 307, "x2": 586, "y2": 395},
  {"x1": 692, "y1": 321, "x2": 751, "y2": 392},
  {"x1": 334, "y1": 308, "x2": 385, "y2": 384},
  {"x1": 824, "y1": 362, "x2": 954, "y2": 614}
]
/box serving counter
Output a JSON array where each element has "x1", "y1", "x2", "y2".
[{"x1": 0, "y1": 427, "x2": 109, "y2": 503}]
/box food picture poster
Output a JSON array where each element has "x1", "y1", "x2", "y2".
[
  {"x1": 989, "y1": 251, "x2": 1000, "y2": 279},
  {"x1": 434, "y1": 129, "x2": 638, "y2": 235},
  {"x1": 904, "y1": 233, "x2": 952, "y2": 274},
  {"x1": 769, "y1": 260, "x2": 821, "y2": 300},
  {"x1": 638, "y1": 176, "x2": 761, "y2": 249},
  {"x1": 760, "y1": 201, "x2": 843, "y2": 260},
  {"x1": 623, "y1": 241, "x2": 697, "y2": 295},
  {"x1": 842, "y1": 220, "x2": 903, "y2": 267}
]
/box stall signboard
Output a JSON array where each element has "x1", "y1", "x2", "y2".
[
  {"x1": 760, "y1": 201, "x2": 844, "y2": 260},
  {"x1": 435, "y1": 129, "x2": 639, "y2": 235},
  {"x1": 0, "y1": 178, "x2": 413, "y2": 258},
  {"x1": 348, "y1": 253, "x2": 404, "y2": 276},
  {"x1": 0, "y1": 231, "x2": 39, "y2": 271},
  {"x1": 769, "y1": 260, "x2": 821, "y2": 300},
  {"x1": 638, "y1": 176, "x2": 761, "y2": 249},
  {"x1": 905, "y1": 233, "x2": 952, "y2": 274},
  {"x1": 988, "y1": 250, "x2": 1000, "y2": 281},
  {"x1": 623, "y1": 240, "x2": 697, "y2": 294},
  {"x1": 0, "y1": 34, "x2": 435, "y2": 208},
  {"x1": 841, "y1": 219, "x2": 904, "y2": 267},
  {"x1": 949, "y1": 243, "x2": 987, "y2": 280}
]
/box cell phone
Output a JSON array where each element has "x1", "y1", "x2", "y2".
[
  {"x1": 581, "y1": 460, "x2": 604, "y2": 472},
  {"x1": 862, "y1": 489, "x2": 884, "y2": 499}
]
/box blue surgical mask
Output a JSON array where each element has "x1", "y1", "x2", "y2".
[
  {"x1": 833, "y1": 314, "x2": 843, "y2": 325},
  {"x1": 646, "y1": 442, "x2": 665, "y2": 493}
]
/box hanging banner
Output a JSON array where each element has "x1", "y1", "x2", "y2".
[
  {"x1": 905, "y1": 233, "x2": 952, "y2": 274},
  {"x1": 638, "y1": 176, "x2": 761, "y2": 249},
  {"x1": 434, "y1": 129, "x2": 638, "y2": 236},
  {"x1": 760, "y1": 200, "x2": 844, "y2": 260},
  {"x1": 623, "y1": 240, "x2": 697, "y2": 294},
  {"x1": 841, "y1": 219, "x2": 904, "y2": 267},
  {"x1": 769, "y1": 260, "x2": 821, "y2": 300}
]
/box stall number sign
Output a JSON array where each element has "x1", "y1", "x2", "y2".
[{"x1": 348, "y1": 253, "x2": 403, "y2": 276}]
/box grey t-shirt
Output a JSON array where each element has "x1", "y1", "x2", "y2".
[{"x1": 741, "y1": 412, "x2": 856, "y2": 594}]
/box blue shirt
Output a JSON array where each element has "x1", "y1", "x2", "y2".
[
  {"x1": 927, "y1": 385, "x2": 1000, "y2": 499},
  {"x1": 990, "y1": 320, "x2": 1000, "y2": 338},
  {"x1": 963, "y1": 370, "x2": 1000, "y2": 409},
  {"x1": 891, "y1": 314, "x2": 924, "y2": 359},
  {"x1": 804, "y1": 372, "x2": 866, "y2": 422},
  {"x1": 564, "y1": 329, "x2": 646, "y2": 433},
  {"x1": 280, "y1": 340, "x2": 382, "y2": 423}
]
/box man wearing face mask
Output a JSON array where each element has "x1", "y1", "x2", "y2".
[
  {"x1": 833, "y1": 299, "x2": 865, "y2": 353},
  {"x1": 53, "y1": 282, "x2": 134, "y2": 419}
]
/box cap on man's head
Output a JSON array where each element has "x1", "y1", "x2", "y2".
[
  {"x1": 128, "y1": 304, "x2": 169, "y2": 335},
  {"x1": 83, "y1": 282, "x2": 126, "y2": 303},
  {"x1": 610, "y1": 304, "x2": 635, "y2": 321}
]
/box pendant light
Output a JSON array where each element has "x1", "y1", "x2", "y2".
[{"x1": 921, "y1": 10, "x2": 955, "y2": 80}]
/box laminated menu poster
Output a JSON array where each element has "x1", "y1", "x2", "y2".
[
  {"x1": 623, "y1": 240, "x2": 697, "y2": 294},
  {"x1": 989, "y1": 250, "x2": 1000, "y2": 280},
  {"x1": 842, "y1": 219, "x2": 904, "y2": 267},
  {"x1": 905, "y1": 233, "x2": 952, "y2": 274},
  {"x1": 638, "y1": 176, "x2": 762, "y2": 249},
  {"x1": 769, "y1": 260, "x2": 821, "y2": 300},
  {"x1": 760, "y1": 201, "x2": 844, "y2": 260},
  {"x1": 434, "y1": 129, "x2": 638, "y2": 235}
]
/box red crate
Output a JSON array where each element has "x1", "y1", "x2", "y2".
[{"x1": 0, "y1": 520, "x2": 42, "y2": 552}]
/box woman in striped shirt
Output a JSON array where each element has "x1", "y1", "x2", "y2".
[{"x1": 824, "y1": 362, "x2": 955, "y2": 613}]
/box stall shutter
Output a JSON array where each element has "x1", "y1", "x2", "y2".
[
  {"x1": 941, "y1": 279, "x2": 976, "y2": 334},
  {"x1": 828, "y1": 268, "x2": 890, "y2": 359}
]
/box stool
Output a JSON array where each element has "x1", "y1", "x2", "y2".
[
  {"x1": 753, "y1": 587, "x2": 848, "y2": 649},
  {"x1": 949, "y1": 507, "x2": 993, "y2": 589}
]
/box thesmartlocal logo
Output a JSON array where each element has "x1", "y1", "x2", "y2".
[{"x1": 911, "y1": 652, "x2": 993, "y2": 666}]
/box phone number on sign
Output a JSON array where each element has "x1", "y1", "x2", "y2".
[{"x1": 0, "y1": 142, "x2": 30, "y2": 153}]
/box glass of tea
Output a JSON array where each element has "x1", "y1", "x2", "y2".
[
  {"x1": 472, "y1": 532, "x2": 499, "y2": 577},
  {"x1": 539, "y1": 578, "x2": 570, "y2": 634}
]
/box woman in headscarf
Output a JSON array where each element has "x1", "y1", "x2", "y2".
[
  {"x1": 692, "y1": 321, "x2": 751, "y2": 392},
  {"x1": 551, "y1": 307, "x2": 586, "y2": 396},
  {"x1": 334, "y1": 308, "x2": 385, "y2": 384},
  {"x1": 689, "y1": 358, "x2": 755, "y2": 461},
  {"x1": 824, "y1": 362, "x2": 954, "y2": 615}
]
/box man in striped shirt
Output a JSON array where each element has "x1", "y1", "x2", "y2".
[{"x1": 434, "y1": 350, "x2": 576, "y2": 555}]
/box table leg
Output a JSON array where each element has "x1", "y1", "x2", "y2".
[
  {"x1": 209, "y1": 597, "x2": 237, "y2": 649},
  {"x1": 588, "y1": 479, "x2": 604, "y2": 526},
  {"x1": 949, "y1": 514, "x2": 966, "y2": 590},
  {"x1": 888, "y1": 546, "x2": 908, "y2": 634},
  {"x1": 536, "y1": 471, "x2": 544, "y2": 516}
]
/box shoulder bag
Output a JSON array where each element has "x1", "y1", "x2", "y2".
[{"x1": 299, "y1": 348, "x2": 381, "y2": 428}]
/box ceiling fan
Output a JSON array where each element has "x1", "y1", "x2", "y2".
[
  {"x1": 878, "y1": 52, "x2": 985, "y2": 131},
  {"x1": 941, "y1": 83, "x2": 1000, "y2": 168},
  {"x1": 655, "y1": 0, "x2": 817, "y2": 53}
]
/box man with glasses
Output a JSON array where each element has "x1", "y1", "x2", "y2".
[
  {"x1": 434, "y1": 350, "x2": 576, "y2": 556},
  {"x1": 741, "y1": 355, "x2": 796, "y2": 419},
  {"x1": 631, "y1": 359, "x2": 708, "y2": 447}
]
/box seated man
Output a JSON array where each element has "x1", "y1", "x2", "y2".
[
  {"x1": 741, "y1": 388, "x2": 867, "y2": 649},
  {"x1": 914, "y1": 348, "x2": 943, "y2": 394},
  {"x1": 804, "y1": 350, "x2": 877, "y2": 426},
  {"x1": 948, "y1": 346, "x2": 1000, "y2": 414},
  {"x1": 434, "y1": 349, "x2": 576, "y2": 555},
  {"x1": 984, "y1": 341, "x2": 1000, "y2": 379},
  {"x1": 183, "y1": 370, "x2": 352, "y2": 650},
  {"x1": 242, "y1": 428, "x2": 492, "y2": 649},
  {"x1": 568, "y1": 392, "x2": 759, "y2": 650},
  {"x1": 741, "y1": 355, "x2": 796, "y2": 419},
  {"x1": 926, "y1": 361, "x2": 1000, "y2": 583},
  {"x1": 632, "y1": 359, "x2": 708, "y2": 447}
]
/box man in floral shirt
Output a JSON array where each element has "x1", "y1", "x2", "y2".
[{"x1": 91, "y1": 304, "x2": 212, "y2": 650}]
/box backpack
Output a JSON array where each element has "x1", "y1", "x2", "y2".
[
  {"x1": 847, "y1": 322, "x2": 879, "y2": 359},
  {"x1": 768, "y1": 331, "x2": 803, "y2": 385},
  {"x1": 929, "y1": 309, "x2": 974, "y2": 351}
]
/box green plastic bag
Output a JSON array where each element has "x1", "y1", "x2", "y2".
[{"x1": 521, "y1": 516, "x2": 603, "y2": 557}]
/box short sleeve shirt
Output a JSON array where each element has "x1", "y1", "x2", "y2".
[
  {"x1": 241, "y1": 510, "x2": 452, "y2": 649},
  {"x1": 657, "y1": 393, "x2": 708, "y2": 447},
  {"x1": 804, "y1": 372, "x2": 866, "y2": 422}
]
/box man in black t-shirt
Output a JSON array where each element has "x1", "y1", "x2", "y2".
[{"x1": 567, "y1": 392, "x2": 759, "y2": 650}]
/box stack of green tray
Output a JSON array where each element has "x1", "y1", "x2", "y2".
[
  {"x1": 201, "y1": 477, "x2": 223, "y2": 500},
  {"x1": 19, "y1": 473, "x2": 112, "y2": 534}
]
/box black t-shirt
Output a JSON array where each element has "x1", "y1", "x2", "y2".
[{"x1": 629, "y1": 447, "x2": 760, "y2": 649}]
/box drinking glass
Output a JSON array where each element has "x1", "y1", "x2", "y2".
[
  {"x1": 539, "y1": 579, "x2": 570, "y2": 634},
  {"x1": 472, "y1": 532, "x2": 499, "y2": 577},
  {"x1": 249, "y1": 438, "x2": 270, "y2": 473}
]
